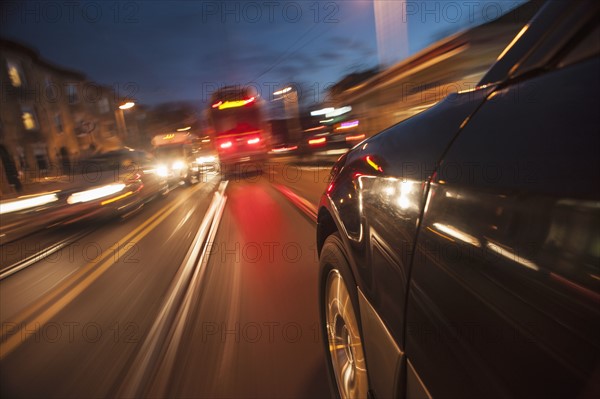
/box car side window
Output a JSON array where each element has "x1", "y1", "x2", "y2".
[
  {"x1": 557, "y1": 21, "x2": 600, "y2": 69},
  {"x1": 507, "y1": 5, "x2": 598, "y2": 81}
]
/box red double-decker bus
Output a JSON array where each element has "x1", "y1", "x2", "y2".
[{"x1": 206, "y1": 86, "x2": 270, "y2": 173}]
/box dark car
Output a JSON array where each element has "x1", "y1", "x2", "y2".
[
  {"x1": 0, "y1": 149, "x2": 168, "y2": 244},
  {"x1": 67, "y1": 149, "x2": 168, "y2": 217},
  {"x1": 316, "y1": 2, "x2": 600, "y2": 398},
  {"x1": 298, "y1": 129, "x2": 363, "y2": 163}
]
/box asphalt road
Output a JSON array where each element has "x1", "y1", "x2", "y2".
[{"x1": 0, "y1": 161, "x2": 335, "y2": 398}]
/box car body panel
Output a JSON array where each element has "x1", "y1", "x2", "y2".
[
  {"x1": 318, "y1": 1, "x2": 600, "y2": 397},
  {"x1": 407, "y1": 56, "x2": 600, "y2": 398},
  {"x1": 67, "y1": 149, "x2": 167, "y2": 217},
  {"x1": 357, "y1": 287, "x2": 403, "y2": 399},
  {"x1": 319, "y1": 85, "x2": 493, "y2": 344}
]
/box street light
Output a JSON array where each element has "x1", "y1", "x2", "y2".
[
  {"x1": 116, "y1": 102, "x2": 135, "y2": 142},
  {"x1": 273, "y1": 87, "x2": 292, "y2": 96},
  {"x1": 310, "y1": 107, "x2": 334, "y2": 116},
  {"x1": 119, "y1": 102, "x2": 135, "y2": 110}
]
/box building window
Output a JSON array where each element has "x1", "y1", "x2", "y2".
[
  {"x1": 98, "y1": 97, "x2": 110, "y2": 114},
  {"x1": 21, "y1": 107, "x2": 39, "y2": 130},
  {"x1": 41, "y1": 75, "x2": 60, "y2": 102},
  {"x1": 54, "y1": 113, "x2": 64, "y2": 133},
  {"x1": 66, "y1": 83, "x2": 79, "y2": 104},
  {"x1": 7, "y1": 60, "x2": 25, "y2": 87}
]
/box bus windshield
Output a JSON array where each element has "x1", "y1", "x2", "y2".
[{"x1": 155, "y1": 145, "x2": 184, "y2": 159}]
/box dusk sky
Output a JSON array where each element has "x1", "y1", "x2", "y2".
[{"x1": 2, "y1": 1, "x2": 526, "y2": 107}]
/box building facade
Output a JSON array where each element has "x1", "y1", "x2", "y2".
[
  {"x1": 332, "y1": 1, "x2": 541, "y2": 139},
  {"x1": 0, "y1": 39, "x2": 123, "y2": 194}
]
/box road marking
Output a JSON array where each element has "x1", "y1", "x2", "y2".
[
  {"x1": 0, "y1": 181, "x2": 213, "y2": 359},
  {"x1": 118, "y1": 180, "x2": 228, "y2": 397},
  {"x1": 271, "y1": 183, "x2": 318, "y2": 222},
  {"x1": 150, "y1": 181, "x2": 228, "y2": 396}
]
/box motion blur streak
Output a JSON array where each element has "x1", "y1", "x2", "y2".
[
  {"x1": 0, "y1": 183, "x2": 205, "y2": 359},
  {"x1": 0, "y1": 192, "x2": 59, "y2": 214},
  {"x1": 272, "y1": 184, "x2": 318, "y2": 222},
  {"x1": 147, "y1": 184, "x2": 228, "y2": 397},
  {"x1": 119, "y1": 182, "x2": 228, "y2": 397}
]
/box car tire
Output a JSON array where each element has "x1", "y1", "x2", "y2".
[{"x1": 319, "y1": 232, "x2": 370, "y2": 399}]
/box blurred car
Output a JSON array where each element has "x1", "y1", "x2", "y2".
[
  {"x1": 0, "y1": 149, "x2": 168, "y2": 243},
  {"x1": 268, "y1": 143, "x2": 298, "y2": 156},
  {"x1": 298, "y1": 128, "x2": 364, "y2": 162},
  {"x1": 316, "y1": 2, "x2": 600, "y2": 399},
  {"x1": 66, "y1": 149, "x2": 168, "y2": 218}
]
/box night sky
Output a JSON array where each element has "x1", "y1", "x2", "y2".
[{"x1": 2, "y1": 1, "x2": 526, "y2": 107}]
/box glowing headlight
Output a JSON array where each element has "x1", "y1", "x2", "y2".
[
  {"x1": 67, "y1": 183, "x2": 126, "y2": 204},
  {"x1": 156, "y1": 165, "x2": 169, "y2": 177},
  {"x1": 172, "y1": 160, "x2": 185, "y2": 170},
  {"x1": 196, "y1": 156, "x2": 216, "y2": 163}
]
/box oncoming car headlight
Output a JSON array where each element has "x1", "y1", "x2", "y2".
[
  {"x1": 172, "y1": 160, "x2": 185, "y2": 170},
  {"x1": 156, "y1": 165, "x2": 169, "y2": 177}
]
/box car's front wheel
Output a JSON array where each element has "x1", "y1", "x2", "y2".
[{"x1": 320, "y1": 233, "x2": 369, "y2": 399}]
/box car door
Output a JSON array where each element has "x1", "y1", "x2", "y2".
[{"x1": 405, "y1": 17, "x2": 600, "y2": 399}]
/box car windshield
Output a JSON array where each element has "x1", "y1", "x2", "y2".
[{"x1": 1, "y1": 1, "x2": 556, "y2": 397}]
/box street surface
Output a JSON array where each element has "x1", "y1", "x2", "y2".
[{"x1": 0, "y1": 162, "x2": 334, "y2": 398}]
